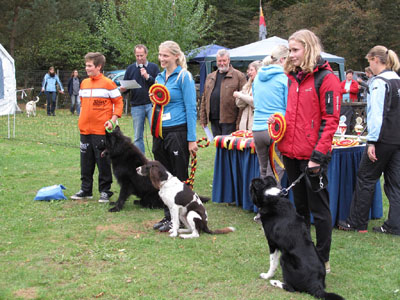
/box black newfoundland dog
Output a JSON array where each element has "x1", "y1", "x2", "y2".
[
  {"x1": 250, "y1": 177, "x2": 345, "y2": 300},
  {"x1": 98, "y1": 126, "x2": 163, "y2": 212}
]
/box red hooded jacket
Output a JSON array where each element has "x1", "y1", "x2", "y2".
[
  {"x1": 278, "y1": 60, "x2": 341, "y2": 164},
  {"x1": 340, "y1": 79, "x2": 359, "y2": 102}
]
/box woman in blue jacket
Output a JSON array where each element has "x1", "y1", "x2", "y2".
[
  {"x1": 41, "y1": 66, "x2": 64, "y2": 116},
  {"x1": 151, "y1": 41, "x2": 198, "y2": 232},
  {"x1": 252, "y1": 45, "x2": 288, "y2": 184}
]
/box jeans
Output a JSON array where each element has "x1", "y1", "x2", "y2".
[
  {"x1": 131, "y1": 103, "x2": 153, "y2": 154},
  {"x1": 70, "y1": 95, "x2": 80, "y2": 115},
  {"x1": 45, "y1": 91, "x2": 57, "y2": 115},
  {"x1": 210, "y1": 120, "x2": 236, "y2": 136}
]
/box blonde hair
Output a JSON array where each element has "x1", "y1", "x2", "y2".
[
  {"x1": 263, "y1": 45, "x2": 289, "y2": 66},
  {"x1": 243, "y1": 60, "x2": 262, "y2": 93},
  {"x1": 366, "y1": 45, "x2": 400, "y2": 72},
  {"x1": 284, "y1": 29, "x2": 323, "y2": 74},
  {"x1": 159, "y1": 40, "x2": 190, "y2": 82}
]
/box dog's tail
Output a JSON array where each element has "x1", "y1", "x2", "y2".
[
  {"x1": 314, "y1": 290, "x2": 345, "y2": 300},
  {"x1": 34, "y1": 96, "x2": 40, "y2": 103},
  {"x1": 203, "y1": 226, "x2": 235, "y2": 235}
]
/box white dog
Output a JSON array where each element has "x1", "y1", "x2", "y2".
[{"x1": 26, "y1": 96, "x2": 40, "y2": 117}]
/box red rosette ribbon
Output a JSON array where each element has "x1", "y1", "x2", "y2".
[
  {"x1": 336, "y1": 139, "x2": 358, "y2": 147},
  {"x1": 268, "y1": 113, "x2": 287, "y2": 182},
  {"x1": 149, "y1": 84, "x2": 170, "y2": 138}
]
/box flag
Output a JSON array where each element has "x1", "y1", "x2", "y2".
[{"x1": 259, "y1": 5, "x2": 267, "y2": 40}]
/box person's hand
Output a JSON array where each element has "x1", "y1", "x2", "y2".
[
  {"x1": 41, "y1": 88, "x2": 44, "y2": 92},
  {"x1": 120, "y1": 87, "x2": 127, "y2": 93},
  {"x1": 308, "y1": 160, "x2": 320, "y2": 173},
  {"x1": 267, "y1": 115, "x2": 275, "y2": 124},
  {"x1": 357, "y1": 78, "x2": 362, "y2": 83},
  {"x1": 367, "y1": 144, "x2": 377, "y2": 162},
  {"x1": 140, "y1": 68, "x2": 149, "y2": 80},
  {"x1": 188, "y1": 141, "x2": 198, "y2": 157},
  {"x1": 233, "y1": 91, "x2": 240, "y2": 98},
  {"x1": 59, "y1": 90, "x2": 64, "y2": 94},
  {"x1": 104, "y1": 120, "x2": 113, "y2": 131}
]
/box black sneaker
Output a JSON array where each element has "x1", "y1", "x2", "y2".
[
  {"x1": 337, "y1": 220, "x2": 367, "y2": 233},
  {"x1": 158, "y1": 221, "x2": 172, "y2": 232},
  {"x1": 372, "y1": 226, "x2": 398, "y2": 236},
  {"x1": 153, "y1": 217, "x2": 170, "y2": 230},
  {"x1": 99, "y1": 192, "x2": 110, "y2": 203},
  {"x1": 71, "y1": 190, "x2": 93, "y2": 200}
]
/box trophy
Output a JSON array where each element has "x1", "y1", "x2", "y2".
[
  {"x1": 338, "y1": 115, "x2": 347, "y2": 140},
  {"x1": 354, "y1": 117, "x2": 364, "y2": 143}
]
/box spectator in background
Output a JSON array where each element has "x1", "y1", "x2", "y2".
[
  {"x1": 71, "y1": 52, "x2": 123, "y2": 203},
  {"x1": 120, "y1": 44, "x2": 160, "y2": 154},
  {"x1": 68, "y1": 70, "x2": 81, "y2": 115},
  {"x1": 200, "y1": 49, "x2": 246, "y2": 136},
  {"x1": 41, "y1": 66, "x2": 64, "y2": 116},
  {"x1": 252, "y1": 45, "x2": 288, "y2": 184},
  {"x1": 234, "y1": 60, "x2": 262, "y2": 131},
  {"x1": 338, "y1": 45, "x2": 400, "y2": 236},
  {"x1": 279, "y1": 29, "x2": 341, "y2": 273},
  {"x1": 357, "y1": 67, "x2": 374, "y2": 102},
  {"x1": 340, "y1": 69, "x2": 359, "y2": 102}
]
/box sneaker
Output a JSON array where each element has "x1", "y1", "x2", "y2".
[
  {"x1": 325, "y1": 261, "x2": 331, "y2": 274},
  {"x1": 153, "y1": 217, "x2": 170, "y2": 230},
  {"x1": 99, "y1": 192, "x2": 110, "y2": 203},
  {"x1": 71, "y1": 190, "x2": 93, "y2": 200},
  {"x1": 337, "y1": 220, "x2": 367, "y2": 233},
  {"x1": 372, "y1": 226, "x2": 398, "y2": 235},
  {"x1": 158, "y1": 221, "x2": 172, "y2": 232}
]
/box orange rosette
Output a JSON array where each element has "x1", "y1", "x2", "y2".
[
  {"x1": 149, "y1": 84, "x2": 170, "y2": 138},
  {"x1": 268, "y1": 113, "x2": 287, "y2": 182}
]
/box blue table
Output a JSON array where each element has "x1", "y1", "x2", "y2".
[{"x1": 212, "y1": 145, "x2": 383, "y2": 225}]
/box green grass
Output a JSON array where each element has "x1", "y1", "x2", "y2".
[{"x1": 0, "y1": 108, "x2": 399, "y2": 300}]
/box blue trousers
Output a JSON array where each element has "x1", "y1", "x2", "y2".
[{"x1": 131, "y1": 103, "x2": 153, "y2": 154}]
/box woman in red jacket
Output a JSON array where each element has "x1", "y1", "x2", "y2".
[
  {"x1": 340, "y1": 69, "x2": 359, "y2": 102},
  {"x1": 278, "y1": 29, "x2": 341, "y2": 273}
]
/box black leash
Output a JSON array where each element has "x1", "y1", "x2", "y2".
[{"x1": 280, "y1": 172, "x2": 305, "y2": 196}]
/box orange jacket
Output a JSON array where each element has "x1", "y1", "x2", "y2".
[{"x1": 78, "y1": 73, "x2": 123, "y2": 135}]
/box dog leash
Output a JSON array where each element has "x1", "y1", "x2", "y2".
[
  {"x1": 279, "y1": 172, "x2": 305, "y2": 196},
  {"x1": 184, "y1": 137, "x2": 210, "y2": 188}
]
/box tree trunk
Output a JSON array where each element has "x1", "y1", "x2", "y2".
[{"x1": 9, "y1": 5, "x2": 19, "y2": 57}]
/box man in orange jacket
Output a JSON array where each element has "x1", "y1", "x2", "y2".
[{"x1": 71, "y1": 52, "x2": 123, "y2": 203}]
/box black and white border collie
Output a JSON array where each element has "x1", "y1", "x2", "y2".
[
  {"x1": 250, "y1": 177, "x2": 345, "y2": 300},
  {"x1": 137, "y1": 160, "x2": 235, "y2": 239}
]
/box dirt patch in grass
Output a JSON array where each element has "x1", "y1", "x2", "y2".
[
  {"x1": 141, "y1": 219, "x2": 161, "y2": 229},
  {"x1": 96, "y1": 223, "x2": 148, "y2": 240},
  {"x1": 14, "y1": 287, "x2": 37, "y2": 299}
]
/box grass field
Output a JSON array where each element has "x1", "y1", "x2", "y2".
[{"x1": 0, "y1": 108, "x2": 399, "y2": 300}]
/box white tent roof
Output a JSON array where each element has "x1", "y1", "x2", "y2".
[
  {"x1": 204, "y1": 36, "x2": 345, "y2": 79},
  {"x1": 0, "y1": 43, "x2": 20, "y2": 116}
]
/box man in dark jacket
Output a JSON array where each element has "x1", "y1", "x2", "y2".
[
  {"x1": 200, "y1": 49, "x2": 246, "y2": 136},
  {"x1": 121, "y1": 44, "x2": 160, "y2": 154}
]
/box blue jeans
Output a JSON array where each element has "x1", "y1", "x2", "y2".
[
  {"x1": 131, "y1": 103, "x2": 153, "y2": 154},
  {"x1": 70, "y1": 95, "x2": 80, "y2": 115}
]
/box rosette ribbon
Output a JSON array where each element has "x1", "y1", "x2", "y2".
[
  {"x1": 267, "y1": 113, "x2": 286, "y2": 182},
  {"x1": 150, "y1": 84, "x2": 170, "y2": 139}
]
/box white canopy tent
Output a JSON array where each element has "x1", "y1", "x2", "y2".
[
  {"x1": 204, "y1": 36, "x2": 346, "y2": 80},
  {"x1": 0, "y1": 43, "x2": 20, "y2": 138}
]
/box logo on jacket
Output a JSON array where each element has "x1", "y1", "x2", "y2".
[
  {"x1": 304, "y1": 87, "x2": 313, "y2": 92},
  {"x1": 173, "y1": 151, "x2": 179, "y2": 156}
]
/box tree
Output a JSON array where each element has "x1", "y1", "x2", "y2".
[{"x1": 97, "y1": 0, "x2": 215, "y2": 67}]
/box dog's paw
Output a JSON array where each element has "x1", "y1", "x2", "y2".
[
  {"x1": 169, "y1": 232, "x2": 178, "y2": 238},
  {"x1": 270, "y1": 280, "x2": 283, "y2": 289},
  {"x1": 109, "y1": 201, "x2": 116, "y2": 205},
  {"x1": 260, "y1": 272, "x2": 274, "y2": 279},
  {"x1": 108, "y1": 206, "x2": 121, "y2": 213}
]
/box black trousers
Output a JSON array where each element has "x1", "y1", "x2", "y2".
[
  {"x1": 283, "y1": 156, "x2": 332, "y2": 263},
  {"x1": 152, "y1": 126, "x2": 189, "y2": 219},
  {"x1": 347, "y1": 143, "x2": 400, "y2": 234},
  {"x1": 210, "y1": 120, "x2": 236, "y2": 136},
  {"x1": 80, "y1": 134, "x2": 113, "y2": 195}
]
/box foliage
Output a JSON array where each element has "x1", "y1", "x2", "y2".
[
  {"x1": 97, "y1": 0, "x2": 215, "y2": 66},
  {"x1": 263, "y1": 0, "x2": 400, "y2": 70}
]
